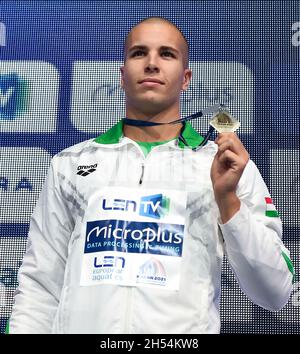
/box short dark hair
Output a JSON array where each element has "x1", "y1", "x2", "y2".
[{"x1": 124, "y1": 16, "x2": 189, "y2": 68}]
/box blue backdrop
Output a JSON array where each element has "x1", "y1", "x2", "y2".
[{"x1": 0, "y1": 0, "x2": 299, "y2": 333}]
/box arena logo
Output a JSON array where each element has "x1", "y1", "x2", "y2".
[
  {"x1": 292, "y1": 21, "x2": 300, "y2": 46},
  {"x1": 0, "y1": 22, "x2": 5, "y2": 47}
]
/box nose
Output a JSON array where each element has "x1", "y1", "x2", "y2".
[
  {"x1": 145, "y1": 63, "x2": 159, "y2": 73},
  {"x1": 145, "y1": 53, "x2": 160, "y2": 73}
]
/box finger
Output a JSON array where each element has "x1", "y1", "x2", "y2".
[
  {"x1": 217, "y1": 140, "x2": 236, "y2": 155},
  {"x1": 215, "y1": 132, "x2": 238, "y2": 146},
  {"x1": 216, "y1": 139, "x2": 245, "y2": 158},
  {"x1": 215, "y1": 134, "x2": 249, "y2": 160},
  {"x1": 215, "y1": 132, "x2": 236, "y2": 143},
  {"x1": 218, "y1": 150, "x2": 241, "y2": 166}
]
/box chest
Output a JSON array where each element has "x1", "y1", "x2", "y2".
[{"x1": 73, "y1": 147, "x2": 214, "y2": 195}]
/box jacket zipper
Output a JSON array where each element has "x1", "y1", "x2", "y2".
[{"x1": 139, "y1": 163, "x2": 144, "y2": 185}]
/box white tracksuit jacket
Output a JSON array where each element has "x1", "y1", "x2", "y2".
[{"x1": 9, "y1": 121, "x2": 294, "y2": 334}]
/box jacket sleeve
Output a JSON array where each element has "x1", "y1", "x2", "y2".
[
  {"x1": 219, "y1": 159, "x2": 294, "y2": 311},
  {"x1": 9, "y1": 155, "x2": 74, "y2": 333}
]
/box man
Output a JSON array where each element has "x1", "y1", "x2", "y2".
[{"x1": 8, "y1": 17, "x2": 294, "y2": 334}]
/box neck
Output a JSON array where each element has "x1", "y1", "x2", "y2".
[{"x1": 123, "y1": 104, "x2": 182, "y2": 142}]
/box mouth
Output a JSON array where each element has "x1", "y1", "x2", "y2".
[{"x1": 138, "y1": 78, "x2": 165, "y2": 85}]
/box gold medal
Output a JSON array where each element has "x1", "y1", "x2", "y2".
[{"x1": 209, "y1": 108, "x2": 240, "y2": 133}]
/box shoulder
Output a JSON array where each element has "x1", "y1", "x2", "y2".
[
  {"x1": 55, "y1": 138, "x2": 96, "y2": 158},
  {"x1": 50, "y1": 138, "x2": 97, "y2": 173}
]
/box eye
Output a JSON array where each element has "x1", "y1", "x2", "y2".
[
  {"x1": 161, "y1": 51, "x2": 175, "y2": 58},
  {"x1": 131, "y1": 50, "x2": 145, "y2": 57}
]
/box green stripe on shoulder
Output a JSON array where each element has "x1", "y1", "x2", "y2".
[
  {"x1": 281, "y1": 251, "x2": 296, "y2": 283},
  {"x1": 94, "y1": 120, "x2": 123, "y2": 144}
]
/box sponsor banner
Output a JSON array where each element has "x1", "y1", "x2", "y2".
[
  {"x1": 0, "y1": 61, "x2": 58, "y2": 132},
  {"x1": 85, "y1": 219, "x2": 184, "y2": 256},
  {"x1": 0, "y1": 147, "x2": 52, "y2": 223},
  {"x1": 80, "y1": 187, "x2": 187, "y2": 290},
  {"x1": 93, "y1": 187, "x2": 186, "y2": 224},
  {"x1": 269, "y1": 149, "x2": 299, "y2": 227},
  {"x1": 81, "y1": 252, "x2": 179, "y2": 289},
  {"x1": 71, "y1": 61, "x2": 253, "y2": 134}
]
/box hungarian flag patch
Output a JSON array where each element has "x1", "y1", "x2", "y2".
[{"x1": 265, "y1": 197, "x2": 279, "y2": 217}]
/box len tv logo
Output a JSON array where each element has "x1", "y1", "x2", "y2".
[
  {"x1": 102, "y1": 193, "x2": 170, "y2": 219},
  {"x1": 140, "y1": 194, "x2": 170, "y2": 219},
  {"x1": 0, "y1": 73, "x2": 29, "y2": 120}
]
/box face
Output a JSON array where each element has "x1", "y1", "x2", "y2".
[{"x1": 120, "y1": 22, "x2": 192, "y2": 116}]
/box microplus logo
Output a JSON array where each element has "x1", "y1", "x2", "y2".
[
  {"x1": 0, "y1": 73, "x2": 29, "y2": 120},
  {"x1": 101, "y1": 193, "x2": 170, "y2": 219},
  {"x1": 0, "y1": 22, "x2": 5, "y2": 46},
  {"x1": 85, "y1": 219, "x2": 184, "y2": 257}
]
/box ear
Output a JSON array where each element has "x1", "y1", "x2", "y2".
[
  {"x1": 182, "y1": 68, "x2": 192, "y2": 91},
  {"x1": 120, "y1": 66, "x2": 124, "y2": 89}
]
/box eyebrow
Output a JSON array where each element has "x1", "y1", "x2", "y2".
[{"x1": 128, "y1": 45, "x2": 180, "y2": 55}]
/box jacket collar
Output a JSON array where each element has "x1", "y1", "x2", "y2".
[{"x1": 93, "y1": 120, "x2": 204, "y2": 149}]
